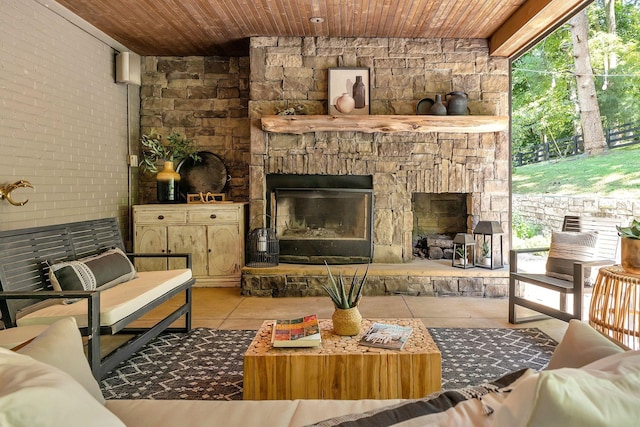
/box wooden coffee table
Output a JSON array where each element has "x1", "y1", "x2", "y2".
[{"x1": 243, "y1": 318, "x2": 441, "y2": 400}]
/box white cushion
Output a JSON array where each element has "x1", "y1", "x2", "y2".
[
  {"x1": 0, "y1": 348, "x2": 125, "y2": 427},
  {"x1": 17, "y1": 317, "x2": 105, "y2": 404},
  {"x1": 16, "y1": 269, "x2": 192, "y2": 327},
  {"x1": 546, "y1": 319, "x2": 624, "y2": 370},
  {"x1": 493, "y1": 351, "x2": 640, "y2": 427}
]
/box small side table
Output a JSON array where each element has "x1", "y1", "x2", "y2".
[{"x1": 589, "y1": 265, "x2": 640, "y2": 350}]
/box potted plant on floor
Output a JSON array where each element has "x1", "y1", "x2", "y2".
[
  {"x1": 140, "y1": 129, "x2": 201, "y2": 203},
  {"x1": 617, "y1": 219, "x2": 640, "y2": 274},
  {"x1": 323, "y1": 261, "x2": 370, "y2": 336}
]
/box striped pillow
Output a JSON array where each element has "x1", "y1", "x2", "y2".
[
  {"x1": 49, "y1": 248, "x2": 136, "y2": 292},
  {"x1": 545, "y1": 231, "x2": 598, "y2": 282}
]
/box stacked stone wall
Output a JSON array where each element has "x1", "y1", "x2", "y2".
[
  {"x1": 513, "y1": 194, "x2": 638, "y2": 234},
  {"x1": 249, "y1": 36, "x2": 511, "y2": 264},
  {"x1": 139, "y1": 56, "x2": 251, "y2": 204}
]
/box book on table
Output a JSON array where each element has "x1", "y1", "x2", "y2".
[
  {"x1": 271, "y1": 314, "x2": 321, "y2": 347},
  {"x1": 359, "y1": 322, "x2": 413, "y2": 350}
]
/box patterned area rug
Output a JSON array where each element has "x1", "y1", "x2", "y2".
[{"x1": 100, "y1": 327, "x2": 557, "y2": 401}]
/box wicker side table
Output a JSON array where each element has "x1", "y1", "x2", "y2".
[{"x1": 589, "y1": 265, "x2": 640, "y2": 350}]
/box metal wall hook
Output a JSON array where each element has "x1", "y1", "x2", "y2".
[{"x1": 0, "y1": 180, "x2": 34, "y2": 206}]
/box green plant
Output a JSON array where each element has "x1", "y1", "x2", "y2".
[
  {"x1": 139, "y1": 129, "x2": 200, "y2": 173},
  {"x1": 481, "y1": 240, "x2": 490, "y2": 257},
  {"x1": 322, "y1": 261, "x2": 370, "y2": 309},
  {"x1": 512, "y1": 213, "x2": 543, "y2": 240},
  {"x1": 617, "y1": 219, "x2": 640, "y2": 240},
  {"x1": 455, "y1": 246, "x2": 466, "y2": 258}
]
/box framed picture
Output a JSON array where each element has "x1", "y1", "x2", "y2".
[{"x1": 328, "y1": 67, "x2": 370, "y2": 115}]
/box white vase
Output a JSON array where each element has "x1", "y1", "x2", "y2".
[{"x1": 335, "y1": 93, "x2": 355, "y2": 114}]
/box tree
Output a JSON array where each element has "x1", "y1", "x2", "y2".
[{"x1": 570, "y1": 10, "x2": 607, "y2": 155}]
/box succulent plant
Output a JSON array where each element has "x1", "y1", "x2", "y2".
[
  {"x1": 322, "y1": 261, "x2": 370, "y2": 309},
  {"x1": 617, "y1": 219, "x2": 640, "y2": 240}
]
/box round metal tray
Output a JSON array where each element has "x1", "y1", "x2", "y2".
[{"x1": 177, "y1": 151, "x2": 228, "y2": 194}]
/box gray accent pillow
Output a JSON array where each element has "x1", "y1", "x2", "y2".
[
  {"x1": 49, "y1": 248, "x2": 136, "y2": 291},
  {"x1": 545, "y1": 231, "x2": 598, "y2": 282}
]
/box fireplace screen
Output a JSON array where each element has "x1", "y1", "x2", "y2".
[{"x1": 273, "y1": 188, "x2": 373, "y2": 264}]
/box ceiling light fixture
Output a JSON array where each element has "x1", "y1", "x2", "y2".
[{"x1": 310, "y1": 17, "x2": 324, "y2": 24}]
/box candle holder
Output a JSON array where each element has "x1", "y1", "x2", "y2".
[{"x1": 452, "y1": 233, "x2": 475, "y2": 269}]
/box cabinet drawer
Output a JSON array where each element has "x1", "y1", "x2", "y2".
[
  {"x1": 188, "y1": 209, "x2": 238, "y2": 223},
  {"x1": 135, "y1": 211, "x2": 187, "y2": 224}
]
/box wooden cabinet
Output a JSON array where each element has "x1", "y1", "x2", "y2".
[{"x1": 133, "y1": 204, "x2": 247, "y2": 287}]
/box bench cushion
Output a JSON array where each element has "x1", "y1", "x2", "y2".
[
  {"x1": 49, "y1": 248, "x2": 137, "y2": 292},
  {"x1": 16, "y1": 269, "x2": 192, "y2": 328}
]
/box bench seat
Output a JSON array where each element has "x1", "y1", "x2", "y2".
[
  {"x1": 0, "y1": 217, "x2": 194, "y2": 380},
  {"x1": 16, "y1": 269, "x2": 192, "y2": 328}
]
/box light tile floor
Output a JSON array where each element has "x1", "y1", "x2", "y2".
[{"x1": 151, "y1": 287, "x2": 570, "y2": 342}]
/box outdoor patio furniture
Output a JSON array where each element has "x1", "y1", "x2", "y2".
[{"x1": 509, "y1": 215, "x2": 620, "y2": 323}]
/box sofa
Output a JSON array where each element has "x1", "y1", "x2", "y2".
[{"x1": 0, "y1": 317, "x2": 639, "y2": 427}]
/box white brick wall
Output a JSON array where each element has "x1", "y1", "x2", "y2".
[{"x1": 0, "y1": 0, "x2": 131, "y2": 232}]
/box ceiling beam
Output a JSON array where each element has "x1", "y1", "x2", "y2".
[{"x1": 489, "y1": 0, "x2": 593, "y2": 58}]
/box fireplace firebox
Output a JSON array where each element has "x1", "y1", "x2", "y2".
[{"x1": 267, "y1": 175, "x2": 373, "y2": 264}]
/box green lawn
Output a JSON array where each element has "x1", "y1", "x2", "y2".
[{"x1": 512, "y1": 144, "x2": 640, "y2": 197}]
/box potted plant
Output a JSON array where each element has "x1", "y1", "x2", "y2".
[
  {"x1": 480, "y1": 240, "x2": 491, "y2": 267},
  {"x1": 455, "y1": 246, "x2": 467, "y2": 266},
  {"x1": 323, "y1": 261, "x2": 370, "y2": 336},
  {"x1": 139, "y1": 129, "x2": 200, "y2": 203},
  {"x1": 617, "y1": 219, "x2": 640, "y2": 274}
]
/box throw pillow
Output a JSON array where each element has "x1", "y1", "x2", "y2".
[
  {"x1": 546, "y1": 319, "x2": 624, "y2": 370},
  {"x1": 494, "y1": 350, "x2": 640, "y2": 427},
  {"x1": 545, "y1": 231, "x2": 598, "y2": 282},
  {"x1": 0, "y1": 348, "x2": 125, "y2": 427},
  {"x1": 49, "y1": 247, "x2": 136, "y2": 291},
  {"x1": 17, "y1": 317, "x2": 106, "y2": 404},
  {"x1": 306, "y1": 369, "x2": 534, "y2": 427}
]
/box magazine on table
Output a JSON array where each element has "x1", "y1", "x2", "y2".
[
  {"x1": 359, "y1": 322, "x2": 413, "y2": 350},
  {"x1": 271, "y1": 314, "x2": 321, "y2": 347}
]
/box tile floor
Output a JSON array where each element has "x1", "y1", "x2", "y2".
[{"x1": 142, "y1": 287, "x2": 570, "y2": 343}]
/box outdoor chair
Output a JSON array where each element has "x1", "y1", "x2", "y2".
[{"x1": 509, "y1": 215, "x2": 620, "y2": 323}]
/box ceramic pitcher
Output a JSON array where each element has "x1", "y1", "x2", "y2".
[{"x1": 445, "y1": 91, "x2": 468, "y2": 115}]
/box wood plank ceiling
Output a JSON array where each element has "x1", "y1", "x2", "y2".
[{"x1": 53, "y1": 0, "x2": 592, "y2": 58}]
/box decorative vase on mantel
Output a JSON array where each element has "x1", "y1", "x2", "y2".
[
  {"x1": 332, "y1": 306, "x2": 362, "y2": 336},
  {"x1": 335, "y1": 93, "x2": 355, "y2": 114},
  {"x1": 156, "y1": 161, "x2": 181, "y2": 203}
]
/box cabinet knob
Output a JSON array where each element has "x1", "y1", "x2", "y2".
[
  {"x1": 210, "y1": 214, "x2": 217, "y2": 219},
  {"x1": 157, "y1": 215, "x2": 165, "y2": 220}
]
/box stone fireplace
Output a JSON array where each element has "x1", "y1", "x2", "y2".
[{"x1": 243, "y1": 36, "x2": 511, "y2": 297}]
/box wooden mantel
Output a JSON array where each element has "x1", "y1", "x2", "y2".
[{"x1": 261, "y1": 115, "x2": 509, "y2": 135}]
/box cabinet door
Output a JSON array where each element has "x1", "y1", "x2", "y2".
[
  {"x1": 167, "y1": 225, "x2": 208, "y2": 275},
  {"x1": 134, "y1": 225, "x2": 168, "y2": 271},
  {"x1": 207, "y1": 223, "x2": 242, "y2": 277}
]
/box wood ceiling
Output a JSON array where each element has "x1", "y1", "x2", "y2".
[{"x1": 52, "y1": 0, "x2": 592, "y2": 58}]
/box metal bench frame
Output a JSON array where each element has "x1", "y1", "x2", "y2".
[{"x1": 0, "y1": 218, "x2": 194, "y2": 379}]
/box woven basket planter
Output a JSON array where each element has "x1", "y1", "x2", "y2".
[{"x1": 332, "y1": 306, "x2": 362, "y2": 336}]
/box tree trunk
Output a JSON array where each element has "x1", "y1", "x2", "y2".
[
  {"x1": 603, "y1": 0, "x2": 617, "y2": 89},
  {"x1": 570, "y1": 10, "x2": 606, "y2": 156}
]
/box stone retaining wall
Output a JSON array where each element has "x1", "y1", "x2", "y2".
[{"x1": 513, "y1": 194, "x2": 638, "y2": 233}]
